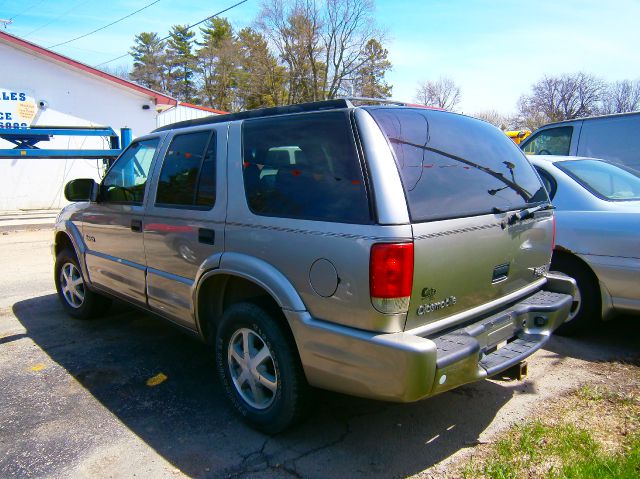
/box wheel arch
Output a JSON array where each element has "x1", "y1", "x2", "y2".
[
  {"x1": 194, "y1": 253, "x2": 307, "y2": 348},
  {"x1": 551, "y1": 249, "x2": 613, "y2": 319}
]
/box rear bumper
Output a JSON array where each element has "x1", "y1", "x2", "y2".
[{"x1": 287, "y1": 274, "x2": 575, "y2": 402}]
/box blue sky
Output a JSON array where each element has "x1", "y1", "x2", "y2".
[{"x1": 2, "y1": 0, "x2": 639, "y2": 114}]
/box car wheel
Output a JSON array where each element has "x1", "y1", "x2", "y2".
[
  {"x1": 551, "y1": 254, "x2": 601, "y2": 336},
  {"x1": 54, "y1": 248, "x2": 111, "y2": 320},
  {"x1": 215, "y1": 302, "x2": 309, "y2": 434}
]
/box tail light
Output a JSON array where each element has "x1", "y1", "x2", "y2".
[{"x1": 370, "y1": 242, "x2": 414, "y2": 314}]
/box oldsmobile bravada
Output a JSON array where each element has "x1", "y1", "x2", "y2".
[{"x1": 54, "y1": 99, "x2": 575, "y2": 432}]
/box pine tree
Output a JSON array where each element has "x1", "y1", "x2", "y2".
[
  {"x1": 197, "y1": 18, "x2": 238, "y2": 111},
  {"x1": 352, "y1": 39, "x2": 392, "y2": 99},
  {"x1": 166, "y1": 25, "x2": 197, "y2": 102},
  {"x1": 236, "y1": 28, "x2": 286, "y2": 110},
  {"x1": 129, "y1": 32, "x2": 167, "y2": 92}
]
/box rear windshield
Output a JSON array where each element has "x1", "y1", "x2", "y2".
[
  {"x1": 556, "y1": 159, "x2": 640, "y2": 201},
  {"x1": 367, "y1": 108, "x2": 548, "y2": 222}
]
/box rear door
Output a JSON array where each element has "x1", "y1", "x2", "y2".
[
  {"x1": 143, "y1": 126, "x2": 227, "y2": 329},
  {"x1": 82, "y1": 138, "x2": 160, "y2": 305},
  {"x1": 367, "y1": 108, "x2": 554, "y2": 331}
]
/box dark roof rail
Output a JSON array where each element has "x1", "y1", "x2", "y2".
[{"x1": 153, "y1": 98, "x2": 355, "y2": 132}]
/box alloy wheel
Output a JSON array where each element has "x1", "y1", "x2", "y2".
[{"x1": 227, "y1": 327, "x2": 278, "y2": 410}]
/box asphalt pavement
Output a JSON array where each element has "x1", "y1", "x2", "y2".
[{"x1": 0, "y1": 229, "x2": 638, "y2": 479}]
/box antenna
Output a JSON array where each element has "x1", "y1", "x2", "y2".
[{"x1": 0, "y1": 19, "x2": 12, "y2": 29}]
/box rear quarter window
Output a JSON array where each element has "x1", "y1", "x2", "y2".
[
  {"x1": 242, "y1": 111, "x2": 371, "y2": 224},
  {"x1": 368, "y1": 108, "x2": 547, "y2": 222}
]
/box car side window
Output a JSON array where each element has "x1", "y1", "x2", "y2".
[
  {"x1": 242, "y1": 111, "x2": 371, "y2": 223},
  {"x1": 534, "y1": 166, "x2": 558, "y2": 200},
  {"x1": 155, "y1": 130, "x2": 216, "y2": 209},
  {"x1": 102, "y1": 139, "x2": 159, "y2": 204},
  {"x1": 522, "y1": 126, "x2": 573, "y2": 156}
]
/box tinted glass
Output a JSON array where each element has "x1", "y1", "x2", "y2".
[
  {"x1": 577, "y1": 116, "x2": 640, "y2": 170},
  {"x1": 522, "y1": 126, "x2": 572, "y2": 155},
  {"x1": 156, "y1": 131, "x2": 215, "y2": 208},
  {"x1": 102, "y1": 139, "x2": 158, "y2": 204},
  {"x1": 368, "y1": 108, "x2": 547, "y2": 222},
  {"x1": 557, "y1": 159, "x2": 640, "y2": 201},
  {"x1": 242, "y1": 111, "x2": 370, "y2": 223},
  {"x1": 534, "y1": 166, "x2": 558, "y2": 200}
]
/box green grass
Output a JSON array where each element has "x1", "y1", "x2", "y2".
[{"x1": 461, "y1": 410, "x2": 639, "y2": 479}]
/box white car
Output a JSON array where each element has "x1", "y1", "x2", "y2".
[{"x1": 530, "y1": 155, "x2": 640, "y2": 334}]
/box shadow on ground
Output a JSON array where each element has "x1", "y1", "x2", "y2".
[
  {"x1": 545, "y1": 315, "x2": 640, "y2": 363},
  {"x1": 9, "y1": 294, "x2": 634, "y2": 478}
]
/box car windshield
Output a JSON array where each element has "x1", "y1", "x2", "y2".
[
  {"x1": 367, "y1": 107, "x2": 548, "y2": 222},
  {"x1": 556, "y1": 159, "x2": 640, "y2": 201}
]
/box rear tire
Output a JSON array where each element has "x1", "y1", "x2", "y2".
[
  {"x1": 551, "y1": 254, "x2": 600, "y2": 336},
  {"x1": 54, "y1": 248, "x2": 111, "y2": 320},
  {"x1": 215, "y1": 302, "x2": 309, "y2": 434}
]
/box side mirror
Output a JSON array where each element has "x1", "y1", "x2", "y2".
[{"x1": 64, "y1": 178, "x2": 98, "y2": 202}]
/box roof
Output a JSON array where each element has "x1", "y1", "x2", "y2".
[
  {"x1": 540, "y1": 110, "x2": 640, "y2": 128},
  {"x1": 0, "y1": 30, "x2": 177, "y2": 107},
  {"x1": 154, "y1": 99, "x2": 351, "y2": 133},
  {"x1": 179, "y1": 102, "x2": 228, "y2": 115}
]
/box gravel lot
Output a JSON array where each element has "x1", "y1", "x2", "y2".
[{"x1": 1, "y1": 229, "x2": 637, "y2": 479}]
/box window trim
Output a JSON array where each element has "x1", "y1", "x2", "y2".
[
  {"x1": 240, "y1": 110, "x2": 374, "y2": 225},
  {"x1": 154, "y1": 129, "x2": 217, "y2": 211}
]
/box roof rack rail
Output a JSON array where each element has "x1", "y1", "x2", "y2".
[
  {"x1": 341, "y1": 97, "x2": 444, "y2": 110},
  {"x1": 153, "y1": 98, "x2": 354, "y2": 132}
]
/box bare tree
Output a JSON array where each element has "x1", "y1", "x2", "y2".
[
  {"x1": 257, "y1": 0, "x2": 383, "y2": 102},
  {"x1": 473, "y1": 110, "x2": 509, "y2": 129},
  {"x1": 100, "y1": 63, "x2": 131, "y2": 81},
  {"x1": 600, "y1": 79, "x2": 640, "y2": 114},
  {"x1": 415, "y1": 77, "x2": 461, "y2": 111},
  {"x1": 517, "y1": 72, "x2": 606, "y2": 128}
]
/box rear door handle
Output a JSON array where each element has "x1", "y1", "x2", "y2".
[{"x1": 131, "y1": 219, "x2": 143, "y2": 232}]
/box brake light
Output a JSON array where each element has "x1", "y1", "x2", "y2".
[{"x1": 370, "y1": 243, "x2": 414, "y2": 314}]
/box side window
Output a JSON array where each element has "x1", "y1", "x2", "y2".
[
  {"x1": 522, "y1": 126, "x2": 573, "y2": 156},
  {"x1": 102, "y1": 139, "x2": 159, "y2": 204},
  {"x1": 156, "y1": 131, "x2": 216, "y2": 208},
  {"x1": 242, "y1": 112, "x2": 370, "y2": 224},
  {"x1": 534, "y1": 166, "x2": 557, "y2": 200}
]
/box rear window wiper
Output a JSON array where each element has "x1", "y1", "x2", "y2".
[{"x1": 508, "y1": 203, "x2": 554, "y2": 225}]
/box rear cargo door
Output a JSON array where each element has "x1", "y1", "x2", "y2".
[{"x1": 367, "y1": 108, "x2": 554, "y2": 331}]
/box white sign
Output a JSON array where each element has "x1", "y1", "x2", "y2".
[{"x1": 0, "y1": 88, "x2": 37, "y2": 129}]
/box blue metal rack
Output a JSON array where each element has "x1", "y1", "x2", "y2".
[{"x1": 0, "y1": 126, "x2": 130, "y2": 159}]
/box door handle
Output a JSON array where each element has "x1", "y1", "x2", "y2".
[
  {"x1": 198, "y1": 228, "x2": 215, "y2": 245},
  {"x1": 131, "y1": 219, "x2": 143, "y2": 232}
]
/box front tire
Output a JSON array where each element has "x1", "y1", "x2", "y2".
[
  {"x1": 54, "y1": 248, "x2": 111, "y2": 320},
  {"x1": 551, "y1": 254, "x2": 601, "y2": 336},
  {"x1": 215, "y1": 302, "x2": 308, "y2": 434}
]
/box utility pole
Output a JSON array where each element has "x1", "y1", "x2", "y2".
[{"x1": 0, "y1": 19, "x2": 13, "y2": 29}]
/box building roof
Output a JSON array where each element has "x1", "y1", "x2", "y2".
[
  {"x1": 179, "y1": 102, "x2": 228, "y2": 115},
  {"x1": 0, "y1": 30, "x2": 177, "y2": 107}
]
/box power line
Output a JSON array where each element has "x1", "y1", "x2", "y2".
[
  {"x1": 49, "y1": 0, "x2": 162, "y2": 49},
  {"x1": 23, "y1": 0, "x2": 91, "y2": 38},
  {"x1": 9, "y1": 0, "x2": 47, "y2": 21},
  {"x1": 94, "y1": 0, "x2": 248, "y2": 68}
]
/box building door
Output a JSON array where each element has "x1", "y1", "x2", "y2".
[{"x1": 82, "y1": 138, "x2": 160, "y2": 305}]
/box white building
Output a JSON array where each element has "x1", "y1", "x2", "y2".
[{"x1": 0, "y1": 31, "x2": 222, "y2": 211}]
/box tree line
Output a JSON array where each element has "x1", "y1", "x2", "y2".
[
  {"x1": 125, "y1": 0, "x2": 392, "y2": 112},
  {"x1": 418, "y1": 74, "x2": 640, "y2": 131}
]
